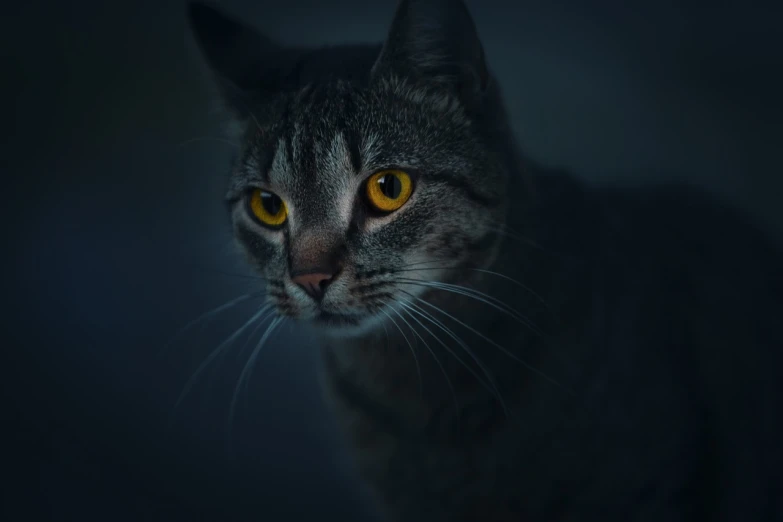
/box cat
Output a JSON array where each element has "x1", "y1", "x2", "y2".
[{"x1": 186, "y1": 1, "x2": 783, "y2": 520}]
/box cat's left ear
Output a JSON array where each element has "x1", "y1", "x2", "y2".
[
  {"x1": 187, "y1": 2, "x2": 297, "y2": 130},
  {"x1": 372, "y1": 0, "x2": 489, "y2": 104}
]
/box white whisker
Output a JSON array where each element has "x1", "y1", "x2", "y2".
[
  {"x1": 392, "y1": 307, "x2": 459, "y2": 414},
  {"x1": 170, "y1": 305, "x2": 272, "y2": 417},
  {"x1": 161, "y1": 292, "x2": 264, "y2": 357},
  {"x1": 397, "y1": 278, "x2": 545, "y2": 337},
  {"x1": 412, "y1": 295, "x2": 567, "y2": 391},
  {"x1": 380, "y1": 307, "x2": 423, "y2": 398},
  {"x1": 226, "y1": 315, "x2": 285, "y2": 445},
  {"x1": 398, "y1": 299, "x2": 510, "y2": 418}
]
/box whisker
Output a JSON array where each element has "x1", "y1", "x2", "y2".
[
  {"x1": 226, "y1": 315, "x2": 285, "y2": 446},
  {"x1": 391, "y1": 263, "x2": 549, "y2": 309},
  {"x1": 487, "y1": 222, "x2": 547, "y2": 252},
  {"x1": 234, "y1": 304, "x2": 275, "y2": 362},
  {"x1": 413, "y1": 295, "x2": 568, "y2": 392},
  {"x1": 397, "y1": 301, "x2": 496, "y2": 417},
  {"x1": 397, "y1": 299, "x2": 510, "y2": 418},
  {"x1": 391, "y1": 307, "x2": 460, "y2": 414},
  {"x1": 239, "y1": 316, "x2": 284, "y2": 400},
  {"x1": 392, "y1": 264, "x2": 465, "y2": 274},
  {"x1": 394, "y1": 258, "x2": 467, "y2": 271},
  {"x1": 243, "y1": 103, "x2": 265, "y2": 136},
  {"x1": 205, "y1": 304, "x2": 276, "y2": 395},
  {"x1": 396, "y1": 278, "x2": 546, "y2": 338},
  {"x1": 161, "y1": 292, "x2": 265, "y2": 358},
  {"x1": 380, "y1": 311, "x2": 391, "y2": 349},
  {"x1": 469, "y1": 268, "x2": 549, "y2": 307},
  {"x1": 379, "y1": 307, "x2": 423, "y2": 398},
  {"x1": 169, "y1": 306, "x2": 271, "y2": 423}
]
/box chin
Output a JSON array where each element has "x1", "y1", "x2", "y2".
[{"x1": 310, "y1": 309, "x2": 385, "y2": 339}]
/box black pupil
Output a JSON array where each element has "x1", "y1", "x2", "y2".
[
  {"x1": 261, "y1": 192, "x2": 282, "y2": 216},
  {"x1": 378, "y1": 174, "x2": 402, "y2": 199}
]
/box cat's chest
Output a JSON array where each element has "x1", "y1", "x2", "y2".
[{"x1": 318, "y1": 284, "x2": 703, "y2": 520}]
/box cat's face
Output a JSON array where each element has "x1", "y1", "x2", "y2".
[
  {"x1": 228, "y1": 79, "x2": 505, "y2": 335},
  {"x1": 189, "y1": 0, "x2": 508, "y2": 336}
]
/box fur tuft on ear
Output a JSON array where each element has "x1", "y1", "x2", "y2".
[{"x1": 371, "y1": 0, "x2": 489, "y2": 104}]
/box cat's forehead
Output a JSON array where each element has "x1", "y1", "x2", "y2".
[
  {"x1": 266, "y1": 125, "x2": 357, "y2": 228},
  {"x1": 235, "y1": 78, "x2": 478, "y2": 226},
  {"x1": 262, "y1": 78, "x2": 472, "y2": 181},
  {"x1": 259, "y1": 84, "x2": 367, "y2": 227}
]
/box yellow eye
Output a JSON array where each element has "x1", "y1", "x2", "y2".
[
  {"x1": 248, "y1": 189, "x2": 288, "y2": 227},
  {"x1": 365, "y1": 170, "x2": 413, "y2": 213}
]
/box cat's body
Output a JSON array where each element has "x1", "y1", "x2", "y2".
[
  {"x1": 323, "y1": 169, "x2": 783, "y2": 521},
  {"x1": 187, "y1": 1, "x2": 783, "y2": 520}
]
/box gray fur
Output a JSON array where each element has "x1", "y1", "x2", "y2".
[{"x1": 188, "y1": 1, "x2": 783, "y2": 521}]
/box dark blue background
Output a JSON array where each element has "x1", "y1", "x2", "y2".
[{"x1": 3, "y1": 0, "x2": 781, "y2": 520}]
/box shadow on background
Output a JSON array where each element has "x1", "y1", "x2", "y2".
[{"x1": 2, "y1": 0, "x2": 781, "y2": 520}]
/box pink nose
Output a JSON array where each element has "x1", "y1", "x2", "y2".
[{"x1": 291, "y1": 272, "x2": 335, "y2": 300}]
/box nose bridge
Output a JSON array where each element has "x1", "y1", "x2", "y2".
[{"x1": 288, "y1": 229, "x2": 345, "y2": 276}]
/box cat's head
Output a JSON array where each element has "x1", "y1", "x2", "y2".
[{"x1": 189, "y1": 0, "x2": 512, "y2": 336}]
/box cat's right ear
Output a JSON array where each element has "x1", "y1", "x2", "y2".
[
  {"x1": 372, "y1": 0, "x2": 489, "y2": 106},
  {"x1": 187, "y1": 2, "x2": 290, "y2": 130}
]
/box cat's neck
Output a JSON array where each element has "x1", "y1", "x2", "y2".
[{"x1": 321, "y1": 170, "x2": 597, "y2": 423}]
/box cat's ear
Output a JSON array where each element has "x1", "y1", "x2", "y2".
[
  {"x1": 372, "y1": 0, "x2": 489, "y2": 103},
  {"x1": 187, "y1": 2, "x2": 293, "y2": 128}
]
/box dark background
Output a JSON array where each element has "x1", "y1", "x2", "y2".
[{"x1": 3, "y1": 0, "x2": 781, "y2": 520}]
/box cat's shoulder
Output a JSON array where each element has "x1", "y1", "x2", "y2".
[
  {"x1": 536, "y1": 170, "x2": 782, "y2": 273},
  {"x1": 600, "y1": 178, "x2": 781, "y2": 278},
  {"x1": 534, "y1": 169, "x2": 782, "y2": 334}
]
